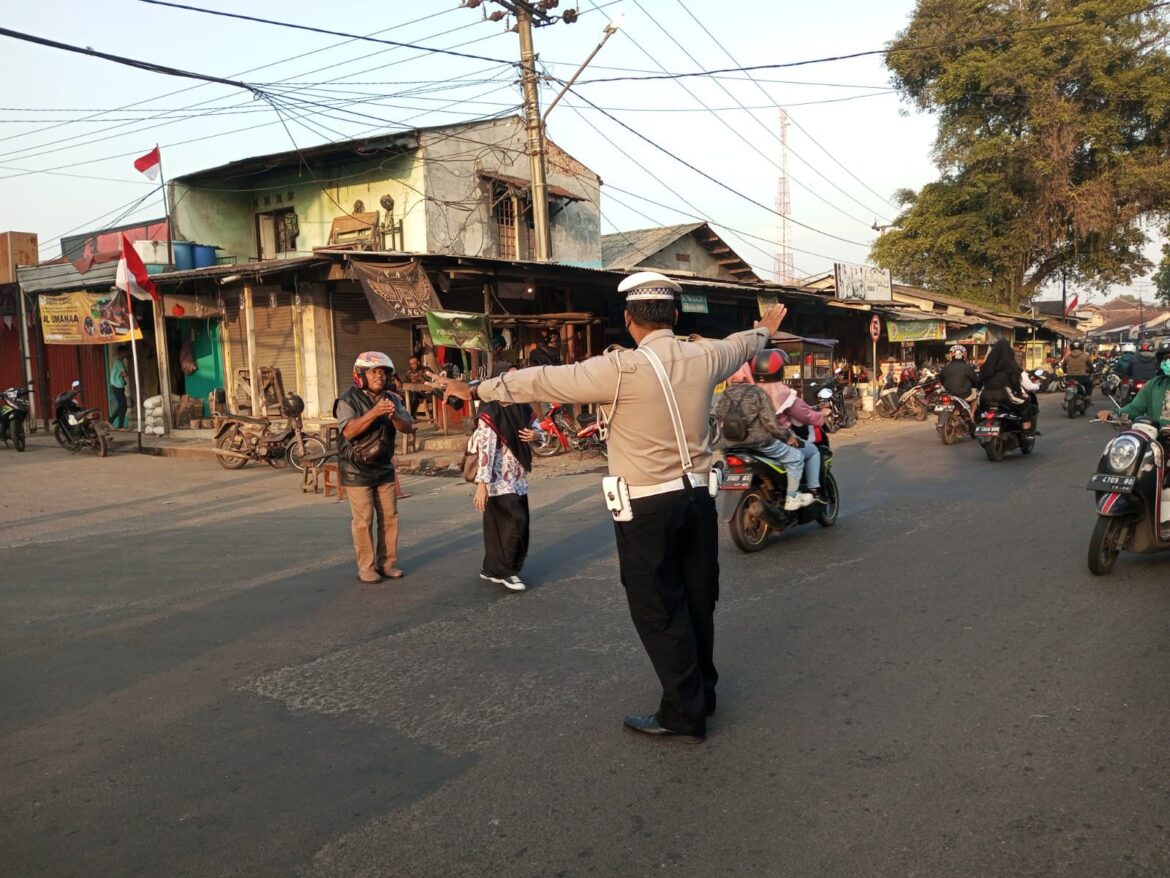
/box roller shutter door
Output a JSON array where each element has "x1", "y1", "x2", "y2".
[
  {"x1": 224, "y1": 287, "x2": 299, "y2": 409},
  {"x1": 330, "y1": 290, "x2": 412, "y2": 385}
]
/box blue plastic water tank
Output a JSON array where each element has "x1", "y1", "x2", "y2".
[
  {"x1": 172, "y1": 241, "x2": 194, "y2": 271},
  {"x1": 192, "y1": 244, "x2": 218, "y2": 268}
]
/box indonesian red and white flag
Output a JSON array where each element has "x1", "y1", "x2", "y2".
[
  {"x1": 133, "y1": 146, "x2": 161, "y2": 181},
  {"x1": 116, "y1": 234, "x2": 160, "y2": 302},
  {"x1": 1064, "y1": 294, "x2": 1079, "y2": 316}
]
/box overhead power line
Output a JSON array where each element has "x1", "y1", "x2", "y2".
[{"x1": 135, "y1": 0, "x2": 511, "y2": 65}]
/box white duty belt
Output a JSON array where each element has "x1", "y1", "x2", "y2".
[{"x1": 627, "y1": 472, "x2": 709, "y2": 500}]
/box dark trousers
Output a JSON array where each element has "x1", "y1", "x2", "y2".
[
  {"x1": 482, "y1": 492, "x2": 530, "y2": 578},
  {"x1": 614, "y1": 487, "x2": 719, "y2": 736},
  {"x1": 110, "y1": 386, "x2": 127, "y2": 427}
]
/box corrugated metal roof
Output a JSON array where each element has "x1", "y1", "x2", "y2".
[
  {"x1": 16, "y1": 260, "x2": 118, "y2": 293},
  {"x1": 151, "y1": 255, "x2": 326, "y2": 284}
]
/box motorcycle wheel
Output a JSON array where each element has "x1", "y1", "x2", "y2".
[
  {"x1": 54, "y1": 424, "x2": 81, "y2": 453},
  {"x1": 532, "y1": 433, "x2": 562, "y2": 457},
  {"x1": 215, "y1": 426, "x2": 250, "y2": 470},
  {"x1": 815, "y1": 472, "x2": 839, "y2": 528},
  {"x1": 1020, "y1": 434, "x2": 1036, "y2": 455},
  {"x1": 1088, "y1": 516, "x2": 1126, "y2": 576},
  {"x1": 876, "y1": 398, "x2": 895, "y2": 419},
  {"x1": 94, "y1": 430, "x2": 109, "y2": 458},
  {"x1": 596, "y1": 439, "x2": 608, "y2": 459},
  {"x1": 1067, "y1": 401, "x2": 1076, "y2": 418},
  {"x1": 13, "y1": 421, "x2": 25, "y2": 452},
  {"x1": 983, "y1": 438, "x2": 1006, "y2": 462},
  {"x1": 286, "y1": 436, "x2": 327, "y2": 472},
  {"x1": 912, "y1": 399, "x2": 928, "y2": 421},
  {"x1": 941, "y1": 412, "x2": 962, "y2": 445},
  {"x1": 729, "y1": 489, "x2": 771, "y2": 553},
  {"x1": 842, "y1": 402, "x2": 857, "y2": 428}
]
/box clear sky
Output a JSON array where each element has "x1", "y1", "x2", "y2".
[{"x1": 0, "y1": 1, "x2": 969, "y2": 290}]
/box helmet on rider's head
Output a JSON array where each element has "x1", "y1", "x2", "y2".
[
  {"x1": 1070, "y1": 340, "x2": 1084, "y2": 351},
  {"x1": 1157, "y1": 340, "x2": 1170, "y2": 361},
  {"x1": 949, "y1": 344, "x2": 966, "y2": 359},
  {"x1": 353, "y1": 351, "x2": 394, "y2": 389},
  {"x1": 1139, "y1": 341, "x2": 1153, "y2": 352},
  {"x1": 1121, "y1": 343, "x2": 1136, "y2": 353},
  {"x1": 750, "y1": 348, "x2": 790, "y2": 383},
  {"x1": 281, "y1": 393, "x2": 304, "y2": 417}
]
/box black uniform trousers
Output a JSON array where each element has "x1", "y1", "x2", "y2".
[
  {"x1": 482, "y1": 492, "x2": 530, "y2": 578},
  {"x1": 614, "y1": 485, "x2": 719, "y2": 736}
]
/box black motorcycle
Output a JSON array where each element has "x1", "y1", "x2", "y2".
[
  {"x1": 974, "y1": 394, "x2": 1038, "y2": 461},
  {"x1": 934, "y1": 390, "x2": 975, "y2": 445},
  {"x1": 817, "y1": 371, "x2": 857, "y2": 432},
  {"x1": 53, "y1": 380, "x2": 111, "y2": 457},
  {"x1": 0, "y1": 385, "x2": 31, "y2": 452},
  {"x1": 213, "y1": 393, "x2": 326, "y2": 471},
  {"x1": 717, "y1": 428, "x2": 839, "y2": 552},
  {"x1": 1062, "y1": 375, "x2": 1089, "y2": 418},
  {"x1": 1086, "y1": 416, "x2": 1170, "y2": 575}
]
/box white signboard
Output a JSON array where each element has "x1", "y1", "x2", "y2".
[{"x1": 834, "y1": 263, "x2": 891, "y2": 301}]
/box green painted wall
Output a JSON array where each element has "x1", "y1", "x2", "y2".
[{"x1": 179, "y1": 318, "x2": 223, "y2": 413}]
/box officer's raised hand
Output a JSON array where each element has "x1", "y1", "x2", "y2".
[{"x1": 755, "y1": 303, "x2": 788, "y2": 338}]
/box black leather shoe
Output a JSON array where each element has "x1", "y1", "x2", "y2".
[{"x1": 622, "y1": 714, "x2": 705, "y2": 743}]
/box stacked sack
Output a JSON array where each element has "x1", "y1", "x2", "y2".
[{"x1": 142, "y1": 395, "x2": 167, "y2": 435}]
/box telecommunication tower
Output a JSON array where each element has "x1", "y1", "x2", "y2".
[{"x1": 773, "y1": 109, "x2": 794, "y2": 284}]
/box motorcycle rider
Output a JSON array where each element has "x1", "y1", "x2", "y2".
[
  {"x1": 1060, "y1": 339, "x2": 1093, "y2": 399},
  {"x1": 1097, "y1": 340, "x2": 1170, "y2": 426},
  {"x1": 715, "y1": 356, "x2": 814, "y2": 511},
  {"x1": 1122, "y1": 341, "x2": 1159, "y2": 383},
  {"x1": 940, "y1": 344, "x2": 979, "y2": 415}
]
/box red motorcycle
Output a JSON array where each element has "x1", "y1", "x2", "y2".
[{"x1": 532, "y1": 403, "x2": 607, "y2": 458}]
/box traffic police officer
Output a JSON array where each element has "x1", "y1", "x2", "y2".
[{"x1": 437, "y1": 272, "x2": 788, "y2": 743}]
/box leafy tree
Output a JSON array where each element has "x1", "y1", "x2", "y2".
[
  {"x1": 871, "y1": 0, "x2": 1170, "y2": 308},
  {"x1": 1154, "y1": 245, "x2": 1170, "y2": 304}
]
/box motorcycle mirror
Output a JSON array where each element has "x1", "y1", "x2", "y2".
[{"x1": 71, "y1": 380, "x2": 81, "y2": 390}]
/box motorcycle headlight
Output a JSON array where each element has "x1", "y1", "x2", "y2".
[{"x1": 1107, "y1": 435, "x2": 1141, "y2": 473}]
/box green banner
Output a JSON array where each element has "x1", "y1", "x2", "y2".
[
  {"x1": 425, "y1": 310, "x2": 492, "y2": 352},
  {"x1": 681, "y1": 292, "x2": 708, "y2": 314},
  {"x1": 886, "y1": 319, "x2": 945, "y2": 342}
]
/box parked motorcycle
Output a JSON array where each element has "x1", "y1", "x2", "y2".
[
  {"x1": 213, "y1": 393, "x2": 326, "y2": 471},
  {"x1": 1062, "y1": 375, "x2": 1089, "y2": 418},
  {"x1": 532, "y1": 403, "x2": 607, "y2": 457},
  {"x1": 1086, "y1": 415, "x2": 1170, "y2": 575},
  {"x1": 974, "y1": 395, "x2": 1038, "y2": 461},
  {"x1": 818, "y1": 370, "x2": 857, "y2": 432},
  {"x1": 876, "y1": 374, "x2": 930, "y2": 420},
  {"x1": 718, "y1": 431, "x2": 839, "y2": 552},
  {"x1": 53, "y1": 380, "x2": 111, "y2": 457},
  {"x1": 1102, "y1": 373, "x2": 1143, "y2": 409},
  {"x1": 0, "y1": 385, "x2": 30, "y2": 452},
  {"x1": 934, "y1": 391, "x2": 975, "y2": 445}
]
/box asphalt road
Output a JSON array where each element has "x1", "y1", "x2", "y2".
[{"x1": 2, "y1": 395, "x2": 1169, "y2": 878}]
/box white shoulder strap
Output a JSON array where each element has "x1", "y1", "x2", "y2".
[{"x1": 641, "y1": 344, "x2": 694, "y2": 474}]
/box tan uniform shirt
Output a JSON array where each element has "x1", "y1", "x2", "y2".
[{"x1": 476, "y1": 327, "x2": 770, "y2": 486}]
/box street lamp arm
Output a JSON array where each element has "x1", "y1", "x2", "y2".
[{"x1": 542, "y1": 22, "x2": 619, "y2": 124}]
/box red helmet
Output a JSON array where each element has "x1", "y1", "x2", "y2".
[
  {"x1": 1139, "y1": 342, "x2": 1153, "y2": 352},
  {"x1": 750, "y1": 348, "x2": 790, "y2": 383}
]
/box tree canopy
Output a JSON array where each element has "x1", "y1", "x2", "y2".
[{"x1": 871, "y1": 0, "x2": 1170, "y2": 308}]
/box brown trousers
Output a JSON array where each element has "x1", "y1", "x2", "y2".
[{"x1": 346, "y1": 482, "x2": 399, "y2": 575}]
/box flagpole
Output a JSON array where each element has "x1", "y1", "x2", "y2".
[
  {"x1": 156, "y1": 144, "x2": 173, "y2": 268},
  {"x1": 126, "y1": 285, "x2": 144, "y2": 453}
]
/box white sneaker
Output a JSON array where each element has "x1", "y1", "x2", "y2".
[
  {"x1": 784, "y1": 492, "x2": 814, "y2": 511},
  {"x1": 480, "y1": 572, "x2": 527, "y2": 592}
]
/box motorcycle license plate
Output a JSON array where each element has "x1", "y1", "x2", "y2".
[
  {"x1": 719, "y1": 472, "x2": 752, "y2": 490},
  {"x1": 1087, "y1": 473, "x2": 1136, "y2": 493},
  {"x1": 974, "y1": 424, "x2": 1000, "y2": 437},
  {"x1": 933, "y1": 404, "x2": 954, "y2": 412}
]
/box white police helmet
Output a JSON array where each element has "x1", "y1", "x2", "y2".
[{"x1": 618, "y1": 271, "x2": 681, "y2": 302}]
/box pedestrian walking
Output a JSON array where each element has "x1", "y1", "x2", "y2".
[
  {"x1": 109, "y1": 344, "x2": 129, "y2": 430},
  {"x1": 333, "y1": 352, "x2": 414, "y2": 584},
  {"x1": 473, "y1": 362, "x2": 541, "y2": 592},
  {"x1": 436, "y1": 271, "x2": 787, "y2": 743}
]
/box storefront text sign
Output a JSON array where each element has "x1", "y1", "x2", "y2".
[
  {"x1": 681, "y1": 293, "x2": 708, "y2": 314},
  {"x1": 886, "y1": 319, "x2": 945, "y2": 342},
  {"x1": 39, "y1": 291, "x2": 143, "y2": 345},
  {"x1": 425, "y1": 310, "x2": 492, "y2": 352}
]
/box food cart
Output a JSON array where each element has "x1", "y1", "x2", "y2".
[{"x1": 771, "y1": 331, "x2": 838, "y2": 405}]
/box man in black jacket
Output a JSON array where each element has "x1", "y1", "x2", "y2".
[
  {"x1": 334, "y1": 352, "x2": 413, "y2": 584},
  {"x1": 940, "y1": 344, "x2": 979, "y2": 402}
]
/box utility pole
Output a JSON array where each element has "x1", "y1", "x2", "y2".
[{"x1": 468, "y1": 1, "x2": 581, "y2": 263}]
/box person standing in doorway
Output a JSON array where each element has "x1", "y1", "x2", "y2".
[
  {"x1": 109, "y1": 344, "x2": 130, "y2": 430},
  {"x1": 472, "y1": 362, "x2": 542, "y2": 592},
  {"x1": 333, "y1": 352, "x2": 414, "y2": 584},
  {"x1": 436, "y1": 272, "x2": 788, "y2": 744}
]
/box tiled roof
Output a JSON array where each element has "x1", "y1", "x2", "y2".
[{"x1": 600, "y1": 223, "x2": 707, "y2": 269}]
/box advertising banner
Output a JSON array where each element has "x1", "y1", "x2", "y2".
[
  {"x1": 834, "y1": 263, "x2": 892, "y2": 301},
  {"x1": 39, "y1": 291, "x2": 142, "y2": 345},
  {"x1": 886, "y1": 319, "x2": 945, "y2": 342},
  {"x1": 425, "y1": 310, "x2": 492, "y2": 352},
  {"x1": 351, "y1": 259, "x2": 441, "y2": 321}
]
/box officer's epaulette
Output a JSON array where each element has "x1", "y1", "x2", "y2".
[{"x1": 604, "y1": 343, "x2": 632, "y2": 355}]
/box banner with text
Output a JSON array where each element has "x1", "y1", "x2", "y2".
[
  {"x1": 39, "y1": 291, "x2": 142, "y2": 345},
  {"x1": 425, "y1": 310, "x2": 492, "y2": 352},
  {"x1": 351, "y1": 259, "x2": 442, "y2": 322},
  {"x1": 886, "y1": 318, "x2": 945, "y2": 343}
]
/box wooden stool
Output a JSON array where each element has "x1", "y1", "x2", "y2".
[{"x1": 322, "y1": 462, "x2": 347, "y2": 500}]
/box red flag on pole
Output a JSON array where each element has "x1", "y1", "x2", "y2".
[
  {"x1": 133, "y1": 146, "x2": 161, "y2": 181},
  {"x1": 1064, "y1": 294, "x2": 1079, "y2": 316},
  {"x1": 116, "y1": 234, "x2": 160, "y2": 302}
]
